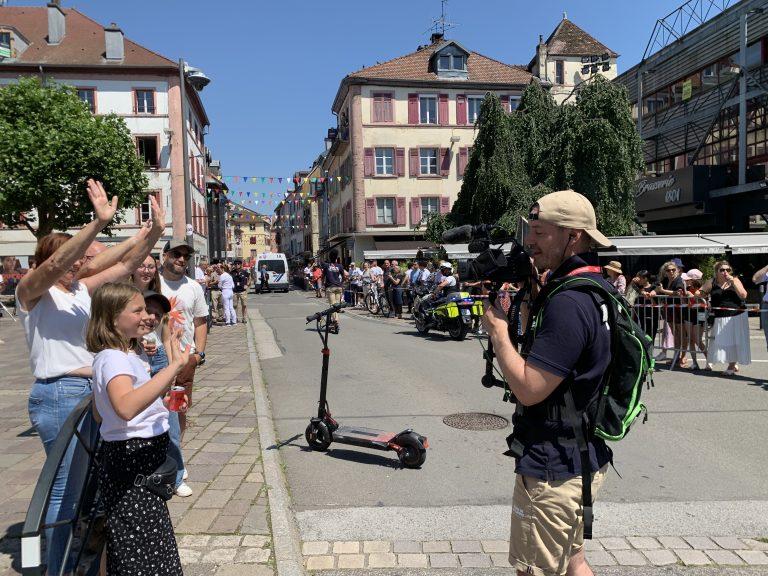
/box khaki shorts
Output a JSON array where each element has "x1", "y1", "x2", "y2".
[{"x1": 509, "y1": 465, "x2": 608, "y2": 576}]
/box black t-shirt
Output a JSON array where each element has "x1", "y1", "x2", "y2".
[
  {"x1": 322, "y1": 262, "x2": 344, "y2": 288},
  {"x1": 518, "y1": 254, "x2": 613, "y2": 481},
  {"x1": 232, "y1": 270, "x2": 249, "y2": 293}
]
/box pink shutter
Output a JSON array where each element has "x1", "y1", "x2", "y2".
[
  {"x1": 371, "y1": 95, "x2": 380, "y2": 123},
  {"x1": 396, "y1": 197, "x2": 406, "y2": 226},
  {"x1": 410, "y1": 197, "x2": 422, "y2": 224},
  {"x1": 501, "y1": 95, "x2": 510, "y2": 113},
  {"x1": 364, "y1": 148, "x2": 374, "y2": 177},
  {"x1": 458, "y1": 147, "x2": 469, "y2": 177},
  {"x1": 365, "y1": 198, "x2": 376, "y2": 226},
  {"x1": 439, "y1": 147, "x2": 450, "y2": 177},
  {"x1": 438, "y1": 94, "x2": 449, "y2": 125},
  {"x1": 440, "y1": 196, "x2": 450, "y2": 214},
  {"x1": 383, "y1": 93, "x2": 393, "y2": 122},
  {"x1": 408, "y1": 93, "x2": 418, "y2": 124},
  {"x1": 348, "y1": 202, "x2": 354, "y2": 231},
  {"x1": 409, "y1": 148, "x2": 419, "y2": 177},
  {"x1": 395, "y1": 148, "x2": 405, "y2": 177},
  {"x1": 456, "y1": 94, "x2": 467, "y2": 125}
]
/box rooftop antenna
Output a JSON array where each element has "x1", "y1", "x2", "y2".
[{"x1": 424, "y1": 0, "x2": 457, "y2": 39}]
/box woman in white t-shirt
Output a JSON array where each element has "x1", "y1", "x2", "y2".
[
  {"x1": 218, "y1": 263, "x2": 236, "y2": 325},
  {"x1": 15, "y1": 180, "x2": 165, "y2": 574},
  {"x1": 87, "y1": 282, "x2": 188, "y2": 574}
]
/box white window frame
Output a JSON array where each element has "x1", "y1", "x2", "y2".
[
  {"x1": 376, "y1": 197, "x2": 395, "y2": 224},
  {"x1": 437, "y1": 53, "x2": 467, "y2": 71},
  {"x1": 419, "y1": 148, "x2": 439, "y2": 176},
  {"x1": 467, "y1": 96, "x2": 484, "y2": 123},
  {"x1": 420, "y1": 196, "x2": 440, "y2": 215},
  {"x1": 135, "y1": 89, "x2": 155, "y2": 114},
  {"x1": 374, "y1": 147, "x2": 395, "y2": 176},
  {"x1": 509, "y1": 96, "x2": 521, "y2": 111},
  {"x1": 77, "y1": 88, "x2": 96, "y2": 114},
  {"x1": 419, "y1": 95, "x2": 438, "y2": 124}
]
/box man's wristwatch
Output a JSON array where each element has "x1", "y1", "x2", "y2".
[{"x1": 196, "y1": 351, "x2": 206, "y2": 365}]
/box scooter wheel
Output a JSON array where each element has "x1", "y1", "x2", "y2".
[
  {"x1": 305, "y1": 421, "x2": 332, "y2": 451},
  {"x1": 396, "y1": 432, "x2": 427, "y2": 469}
]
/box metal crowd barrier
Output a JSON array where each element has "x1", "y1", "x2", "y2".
[
  {"x1": 633, "y1": 295, "x2": 711, "y2": 370},
  {"x1": 22, "y1": 397, "x2": 103, "y2": 576}
]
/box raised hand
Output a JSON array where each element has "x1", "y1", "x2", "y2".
[
  {"x1": 168, "y1": 328, "x2": 191, "y2": 370},
  {"x1": 150, "y1": 194, "x2": 166, "y2": 232},
  {"x1": 87, "y1": 179, "x2": 118, "y2": 225}
]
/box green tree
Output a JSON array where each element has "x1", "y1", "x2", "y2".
[
  {"x1": 451, "y1": 93, "x2": 530, "y2": 227},
  {"x1": 0, "y1": 77, "x2": 148, "y2": 237},
  {"x1": 510, "y1": 83, "x2": 556, "y2": 184}
]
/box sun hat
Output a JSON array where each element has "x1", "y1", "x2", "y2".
[
  {"x1": 533, "y1": 189, "x2": 612, "y2": 248},
  {"x1": 681, "y1": 268, "x2": 703, "y2": 281},
  {"x1": 604, "y1": 261, "x2": 623, "y2": 274}
]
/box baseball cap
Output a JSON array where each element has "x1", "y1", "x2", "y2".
[
  {"x1": 163, "y1": 238, "x2": 196, "y2": 254},
  {"x1": 533, "y1": 189, "x2": 612, "y2": 248},
  {"x1": 143, "y1": 290, "x2": 171, "y2": 313},
  {"x1": 682, "y1": 268, "x2": 703, "y2": 281}
]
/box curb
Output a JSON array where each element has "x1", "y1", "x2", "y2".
[{"x1": 246, "y1": 307, "x2": 307, "y2": 576}]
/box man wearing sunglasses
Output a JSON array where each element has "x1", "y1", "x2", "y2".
[
  {"x1": 160, "y1": 239, "x2": 209, "y2": 439},
  {"x1": 482, "y1": 190, "x2": 614, "y2": 576}
]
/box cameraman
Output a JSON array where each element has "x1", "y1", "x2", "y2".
[{"x1": 482, "y1": 190, "x2": 613, "y2": 576}]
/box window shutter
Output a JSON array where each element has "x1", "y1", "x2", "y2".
[
  {"x1": 439, "y1": 148, "x2": 451, "y2": 177},
  {"x1": 438, "y1": 94, "x2": 449, "y2": 125},
  {"x1": 501, "y1": 95, "x2": 510, "y2": 113},
  {"x1": 408, "y1": 93, "x2": 419, "y2": 124},
  {"x1": 365, "y1": 198, "x2": 376, "y2": 226},
  {"x1": 371, "y1": 95, "x2": 380, "y2": 123},
  {"x1": 456, "y1": 95, "x2": 467, "y2": 125},
  {"x1": 458, "y1": 147, "x2": 469, "y2": 177},
  {"x1": 395, "y1": 148, "x2": 405, "y2": 177},
  {"x1": 410, "y1": 197, "x2": 422, "y2": 224},
  {"x1": 396, "y1": 197, "x2": 406, "y2": 226},
  {"x1": 383, "y1": 93, "x2": 393, "y2": 122},
  {"x1": 364, "y1": 148, "x2": 374, "y2": 177},
  {"x1": 409, "y1": 148, "x2": 419, "y2": 177},
  {"x1": 440, "y1": 196, "x2": 450, "y2": 214}
]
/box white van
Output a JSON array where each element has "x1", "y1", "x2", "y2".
[{"x1": 254, "y1": 252, "x2": 290, "y2": 293}]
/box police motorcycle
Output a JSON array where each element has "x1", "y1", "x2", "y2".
[{"x1": 413, "y1": 262, "x2": 483, "y2": 341}]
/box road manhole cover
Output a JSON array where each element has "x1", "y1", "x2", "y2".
[{"x1": 443, "y1": 412, "x2": 509, "y2": 431}]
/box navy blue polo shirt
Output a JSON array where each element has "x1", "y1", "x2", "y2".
[{"x1": 517, "y1": 253, "x2": 613, "y2": 481}]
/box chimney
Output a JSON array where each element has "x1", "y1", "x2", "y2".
[
  {"x1": 104, "y1": 23, "x2": 124, "y2": 60},
  {"x1": 430, "y1": 32, "x2": 444, "y2": 44},
  {"x1": 536, "y1": 36, "x2": 548, "y2": 81},
  {"x1": 47, "y1": 1, "x2": 65, "y2": 45}
]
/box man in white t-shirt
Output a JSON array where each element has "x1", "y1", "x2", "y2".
[
  {"x1": 370, "y1": 260, "x2": 384, "y2": 286},
  {"x1": 160, "y1": 238, "x2": 209, "y2": 436}
]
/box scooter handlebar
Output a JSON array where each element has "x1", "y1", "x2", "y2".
[{"x1": 306, "y1": 301, "x2": 350, "y2": 323}]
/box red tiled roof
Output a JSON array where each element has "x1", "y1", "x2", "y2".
[
  {"x1": 0, "y1": 7, "x2": 176, "y2": 68},
  {"x1": 348, "y1": 42, "x2": 532, "y2": 85},
  {"x1": 544, "y1": 18, "x2": 618, "y2": 57}
]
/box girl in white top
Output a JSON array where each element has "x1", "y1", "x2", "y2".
[
  {"x1": 15, "y1": 180, "x2": 166, "y2": 575},
  {"x1": 218, "y1": 263, "x2": 237, "y2": 325},
  {"x1": 87, "y1": 282, "x2": 189, "y2": 575}
]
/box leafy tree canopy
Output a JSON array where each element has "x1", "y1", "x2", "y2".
[{"x1": 0, "y1": 77, "x2": 148, "y2": 237}]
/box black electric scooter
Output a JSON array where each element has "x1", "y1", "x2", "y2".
[{"x1": 304, "y1": 302, "x2": 428, "y2": 468}]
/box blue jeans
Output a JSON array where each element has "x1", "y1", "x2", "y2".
[
  {"x1": 28, "y1": 376, "x2": 97, "y2": 575},
  {"x1": 148, "y1": 346, "x2": 185, "y2": 488},
  {"x1": 761, "y1": 301, "x2": 768, "y2": 351}
]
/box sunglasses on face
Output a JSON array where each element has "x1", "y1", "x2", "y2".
[
  {"x1": 169, "y1": 250, "x2": 191, "y2": 260},
  {"x1": 719, "y1": 268, "x2": 732, "y2": 273},
  {"x1": 665, "y1": 268, "x2": 677, "y2": 272}
]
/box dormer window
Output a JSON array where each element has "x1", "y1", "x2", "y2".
[
  {"x1": 0, "y1": 30, "x2": 13, "y2": 59},
  {"x1": 437, "y1": 53, "x2": 466, "y2": 71}
]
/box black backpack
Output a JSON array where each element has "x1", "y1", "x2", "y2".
[{"x1": 528, "y1": 275, "x2": 654, "y2": 538}]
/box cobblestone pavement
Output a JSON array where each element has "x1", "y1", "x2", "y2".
[
  {"x1": 300, "y1": 536, "x2": 768, "y2": 570},
  {"x1": 0, "y1": 314, "x2": 274, "y2": 576}
]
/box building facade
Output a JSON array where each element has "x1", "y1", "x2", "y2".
[
  {"x1": 528, "y1": 15, "x2": 619, "y2": 104},
  {"x1": 0, "y1": 3, "x2": 212, "y2": 259},
  {"x1": 614, "y1": 0, "x2": 768, "y2": 234},
  {"x1": 321, "y1": 33, "x2": 533, "y2": 262}
]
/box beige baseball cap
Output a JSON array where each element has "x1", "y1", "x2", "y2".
[{"x1": 533, "y1": 189, "x2": 612, "y2": 248}]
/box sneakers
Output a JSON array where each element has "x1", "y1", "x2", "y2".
[{"x1": 175, "y1": 482, "x2": 193, "y2": 497}]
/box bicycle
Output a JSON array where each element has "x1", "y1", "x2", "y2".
[{"x1": 364, "y1": 283, "x2": 390, "y2": 317}]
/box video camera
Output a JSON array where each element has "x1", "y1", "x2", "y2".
[{"x1": 441, "y1": 224, "x2": 534, "y2": 284}]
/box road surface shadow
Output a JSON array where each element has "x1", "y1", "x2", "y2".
[{"x1": 323, "y1": 448, "x2": 404, "y2": 469}]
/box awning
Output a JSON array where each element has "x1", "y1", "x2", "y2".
[
  {"x1": 701, "y1": 232, "x2": 768, "y2": 254},
  {"x1": 363, "y1": 249, "x2": 420, "y2": 260}
]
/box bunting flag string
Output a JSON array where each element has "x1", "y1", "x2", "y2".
[{"x1": 215, "y1": 174, "x2": 346, "y2": 186}]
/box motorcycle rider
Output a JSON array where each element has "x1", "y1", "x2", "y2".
[{"x1": 419, "y1": 262, "x2": 457, "y2": 312}]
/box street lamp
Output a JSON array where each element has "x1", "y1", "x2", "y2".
[{"x1": 178, "y1": 58, "x2": 211, "y2": 275}]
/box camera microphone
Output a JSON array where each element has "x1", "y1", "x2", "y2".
[{"x1": 442, "y1": 225, "x2": 474, "y2": 243}]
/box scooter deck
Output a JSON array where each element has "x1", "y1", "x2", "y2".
[{"x1": 332, "y1": 426, "x2": 397, "y2": 450}]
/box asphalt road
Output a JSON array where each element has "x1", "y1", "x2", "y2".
[{"x1": 254, "y1": 290, "x2": 768, "y2": 540}]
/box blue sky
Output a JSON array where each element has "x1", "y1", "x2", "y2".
[{"x1": 11, "y1": 1, "x2": 685, "y2": 211}]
